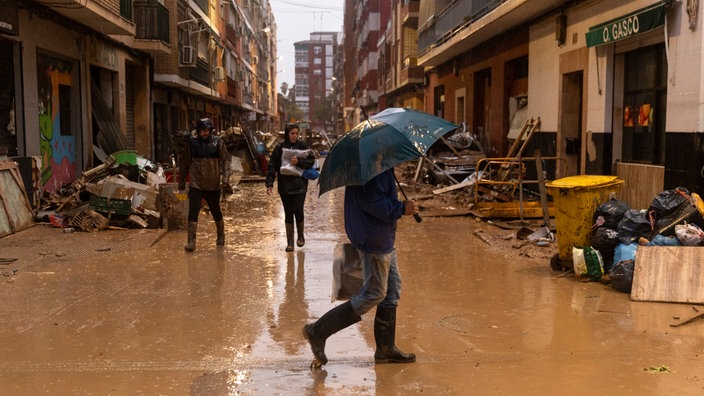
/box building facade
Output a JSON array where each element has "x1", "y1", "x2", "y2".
[
  {"x1": 342, "y1": 0, "x2": 390, "y2": 131},
  {"x1": 378, "y1": 0, "x2": 424, "y2": 111},
  {"x1": 413, "y1": 0, "x2": 702, "y2": 208},
  {"x1": 293, "y1": 32, "x2": 338, "y2": 133},
  {"x1": 0, "y1": 0, "x2": 279, "y2": 196},
  {"x1": 1, "y1": 0, "x2": 162, "y2": 193}
]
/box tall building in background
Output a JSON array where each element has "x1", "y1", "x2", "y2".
[
  {"x1": 294, "y1": 32, "x2": 339, "y2": 132},
  {"x1": 342, "y1": 0, "x2": 391, "y2": 131}
]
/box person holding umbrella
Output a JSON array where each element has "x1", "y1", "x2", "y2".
[
  {"x1": 303, "y1": 150, "x2": 419, "y2": 366},
  {"x1": 178, "y1": 117, "x2": 231, "y2": 252},
  {"x1": 302, "y1": 107, "x2": 457, "y2": 367},
  {"x1": 266, "y1": 123, "x2": 316, "y2": 252}
]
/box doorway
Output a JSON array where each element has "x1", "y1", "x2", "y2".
[{"x1": 560, "y1": 71, "x2": 583, "y2": 177}]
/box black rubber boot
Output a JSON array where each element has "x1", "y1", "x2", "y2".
[
  {"x1": 285, "y1": 222, "x2": 295, "y2": 252},
  {"x1": 184, "y1": 221, "x2": 198, "y2": 252},
  {"x1": 296, "y1": 220, "x2": 305, "y2": 247},
  {"x1": 302, "y1": 301, "x2": 361, "y2": 366},
  {"x1": 215, "y1": 220, "x2": 225, "y2": 246},
  {"x1": 374, "y1": 306, "x2": 416, "y2": 363}
]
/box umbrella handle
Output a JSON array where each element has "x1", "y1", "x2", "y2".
[{"x1": 393, "y1": 172, "x2": 422, "y2": 223}]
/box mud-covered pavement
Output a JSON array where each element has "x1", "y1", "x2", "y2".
[{"x1": 0, "y1": 181, "x2": 703, "y2": 395}]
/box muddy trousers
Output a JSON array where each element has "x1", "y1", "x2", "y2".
[
  {"x1": 185, "y1": 188, "x2": 225, "y2": 252},
  {"x1": 302, "y1": 301, "x2": 361, "y2": 365},
  {"x1": 373, "y1": 306, "x2": 416, "y2": 363}
]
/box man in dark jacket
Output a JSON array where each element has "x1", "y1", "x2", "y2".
[
  {"x1": 265, "y1": 124, "x2": 315, "y2": 251},
  {"x1": 303, "y1": 158, "x2": 418, "y2": 366},
  {"x1": 179, "y1": 118, "x2": 230, "y2": 252}
]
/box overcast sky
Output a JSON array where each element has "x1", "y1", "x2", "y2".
[{"x1": 270, "y1": 0, "x2": 343, "y2": 93}]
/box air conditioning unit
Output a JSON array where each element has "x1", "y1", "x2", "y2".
[
  {"x1": 214, "y1": 67, "x2": 225, "y2": 81},
  {"x1": 180, "y1": 46, "x2": 195, "y2": 66}
]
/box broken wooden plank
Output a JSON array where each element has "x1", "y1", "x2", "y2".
[
  {"x1": 632, "y1": 246, "x2": 704, "y2": 303},
  {"x1": 420, "y1": 208, "x2": 473, "y2": 218},
  {"x1": 670, "y1": 311, "x2": 704, "y2": 327},
  {"x1": 433, "y1": 178, "x2": 473, "y2": 194}
]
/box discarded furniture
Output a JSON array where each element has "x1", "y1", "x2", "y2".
[
  {"x1": 0, "y1": 160, "x2": 34, "y2": 237},
  {"x1": 632, "y1": 246, "x2": 704, "y2": 304}
]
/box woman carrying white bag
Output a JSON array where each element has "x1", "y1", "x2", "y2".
[{"x1": 265, "y1": 124, "x2": 316, "y2": 251}]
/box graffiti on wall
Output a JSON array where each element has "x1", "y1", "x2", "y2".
[{"x1": 37, "y1": 52, "x2": 75, "y2": 193}]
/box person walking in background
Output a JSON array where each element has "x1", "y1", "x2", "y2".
[
  {"x1": 303, "y1": 155, "x2": 418, "y2": 367},
  {"x1": 179, "y1": 118, "x2": 230, "y2": 252},
  {"x1": 266, "y1": 124, "x2": 315, "y2": 252}
]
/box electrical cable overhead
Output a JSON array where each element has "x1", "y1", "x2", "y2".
[{"x1": 270, "y1": 0, "x2": 342, "y2": 11}]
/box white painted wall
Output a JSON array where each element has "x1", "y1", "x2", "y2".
[
  {"x1": 665, "y1": 3, "x2": 704, "y2": 133},
  {"x1": 527, "y1": 17, "x2": 560, "y2": 132}
]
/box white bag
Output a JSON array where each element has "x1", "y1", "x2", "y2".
[
  {"x1": 675, "y1": 222, "x2": 704, "y2": 246},
  {"x1": 280, "y1": 148, "x2": 311, "y2": 176},
  {"x1": 331, "y1": 243, "x2": 363, "y2": 302}
]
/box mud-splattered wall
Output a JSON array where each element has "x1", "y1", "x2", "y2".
[{"x1": 36, "y1": 52, "x2": 76, "y2": 193}]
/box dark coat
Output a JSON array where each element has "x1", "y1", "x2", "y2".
[
  {"x1": 179, "y1": 134, "x2": 230, "y2": 191},
  {"x1": 265, "y1": 139, "x2": 315, "y2": 195}
]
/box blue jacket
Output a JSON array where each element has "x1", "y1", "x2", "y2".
[{"x1": 344, "y1": 169, "x2": 405, "y2": 254}]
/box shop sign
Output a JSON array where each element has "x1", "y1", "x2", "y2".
[
  {"x1": 0, "y1": 0, "x2": 19, "y2": 36},
  {"x1": 586, "y1": 2, "x2": 669, "y2": 47}
]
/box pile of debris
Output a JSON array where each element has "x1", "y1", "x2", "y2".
[
  {"x1": 38, "y1": 151, "x2": 178, "y2": 232},
  {"x1": 398, "y1": 117, "x2": 554, "y2": 220}
]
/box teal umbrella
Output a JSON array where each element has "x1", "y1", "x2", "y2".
[{"x1": 318, "y1": 107, "x2": 458, "y2": 196}]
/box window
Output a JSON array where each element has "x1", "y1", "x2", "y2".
[{"x1": 621, "y1": 44, "x2": 667, "y2": 165}]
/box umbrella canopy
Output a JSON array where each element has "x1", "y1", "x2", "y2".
[{"x1": 318, "y1": 107, "x2": 458, "y2": 196}]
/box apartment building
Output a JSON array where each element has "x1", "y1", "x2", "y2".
[
  {"x1": 0, "y1": 0, "x2": 278, "y2": 195},
  {"x1": 342, "y1": 0, "x2": 390, "y2": 131},
  {"x1": 152, "y1": 0, "x2": 278, "y2": 163},
  {"x1": 378, "y1": 0, "x2": 424, "y2": 111},
  {"x1": 293, "y1": 32, "x2": 338, "y2": 132}
]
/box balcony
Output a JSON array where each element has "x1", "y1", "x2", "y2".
[
  {"x1": 37, "y1": 0, "x2": 135, "y2": 35},
  {"x1": 418, "y1": 0, "x2": 564, "y2": 67},
  {"x1": 129, "y1": 0, "x2": 171, "y2": 54},
  {"x1": 401, "y1": 0, "x2": 420, "y2": 27},
  {"x1": 400, "y1": 65, "x2": 424, "y2": 86}
]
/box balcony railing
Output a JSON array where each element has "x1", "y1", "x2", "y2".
[
  {"x1": 400, "y1": 66, "x2": 424, "y2": 85},
  {"x1": 134, "y1": 0, "x2": 169, "y2": 43},
  {"x1": 120, "y1": 0, "x2": 133, "y2": 21}
]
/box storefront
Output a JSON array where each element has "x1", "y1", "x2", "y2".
[{"x1": 585, "y1": 1, "x2": 676, "y2": 208}]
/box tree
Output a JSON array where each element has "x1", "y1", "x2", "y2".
[
  {"x1": 314, "y1": 94, "x2": 335, "y2": 127},
  {"x1": 280, "y1": 82, "x2": 303, "y2": 123}
]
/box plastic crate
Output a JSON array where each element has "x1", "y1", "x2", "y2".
[{"x1": 89, "y1": 195, "x2": 132, "y2": 215}]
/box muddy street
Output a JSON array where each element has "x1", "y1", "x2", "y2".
[{"x1": 0, "y1": 181, "x2": 703, "y2": 395}]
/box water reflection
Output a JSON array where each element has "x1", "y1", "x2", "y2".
[{"x1": 269, "y1": 251, "x2": 309, "y2": 354}]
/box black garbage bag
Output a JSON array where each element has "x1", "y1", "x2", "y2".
[
  {"x1": 617, "y1": 209, "x2": 652, "y2": 244},
  {"x1": 650, "y1": 194, "x2": 702, "y2": 237},
  {"x1": 591, "y1": 227, "x2": 619, "y2": 272},
  {"x1": 648, "y1": 187, "x2": 690, "y2": 219},
  {"x1": 609, "y1": 259, "x2": 635, "y2": 293},
  {"x1": 594, "y1": 198, "x2": 630, "y2": 230}
]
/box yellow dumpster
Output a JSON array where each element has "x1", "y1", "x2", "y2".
[{"x1": 546, "y1": 175, "x2": 624, "y2": 271}]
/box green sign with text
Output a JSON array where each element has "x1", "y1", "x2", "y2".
[{"x1": 586, "y1": 3, "x2": 668, "y2": 47}]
